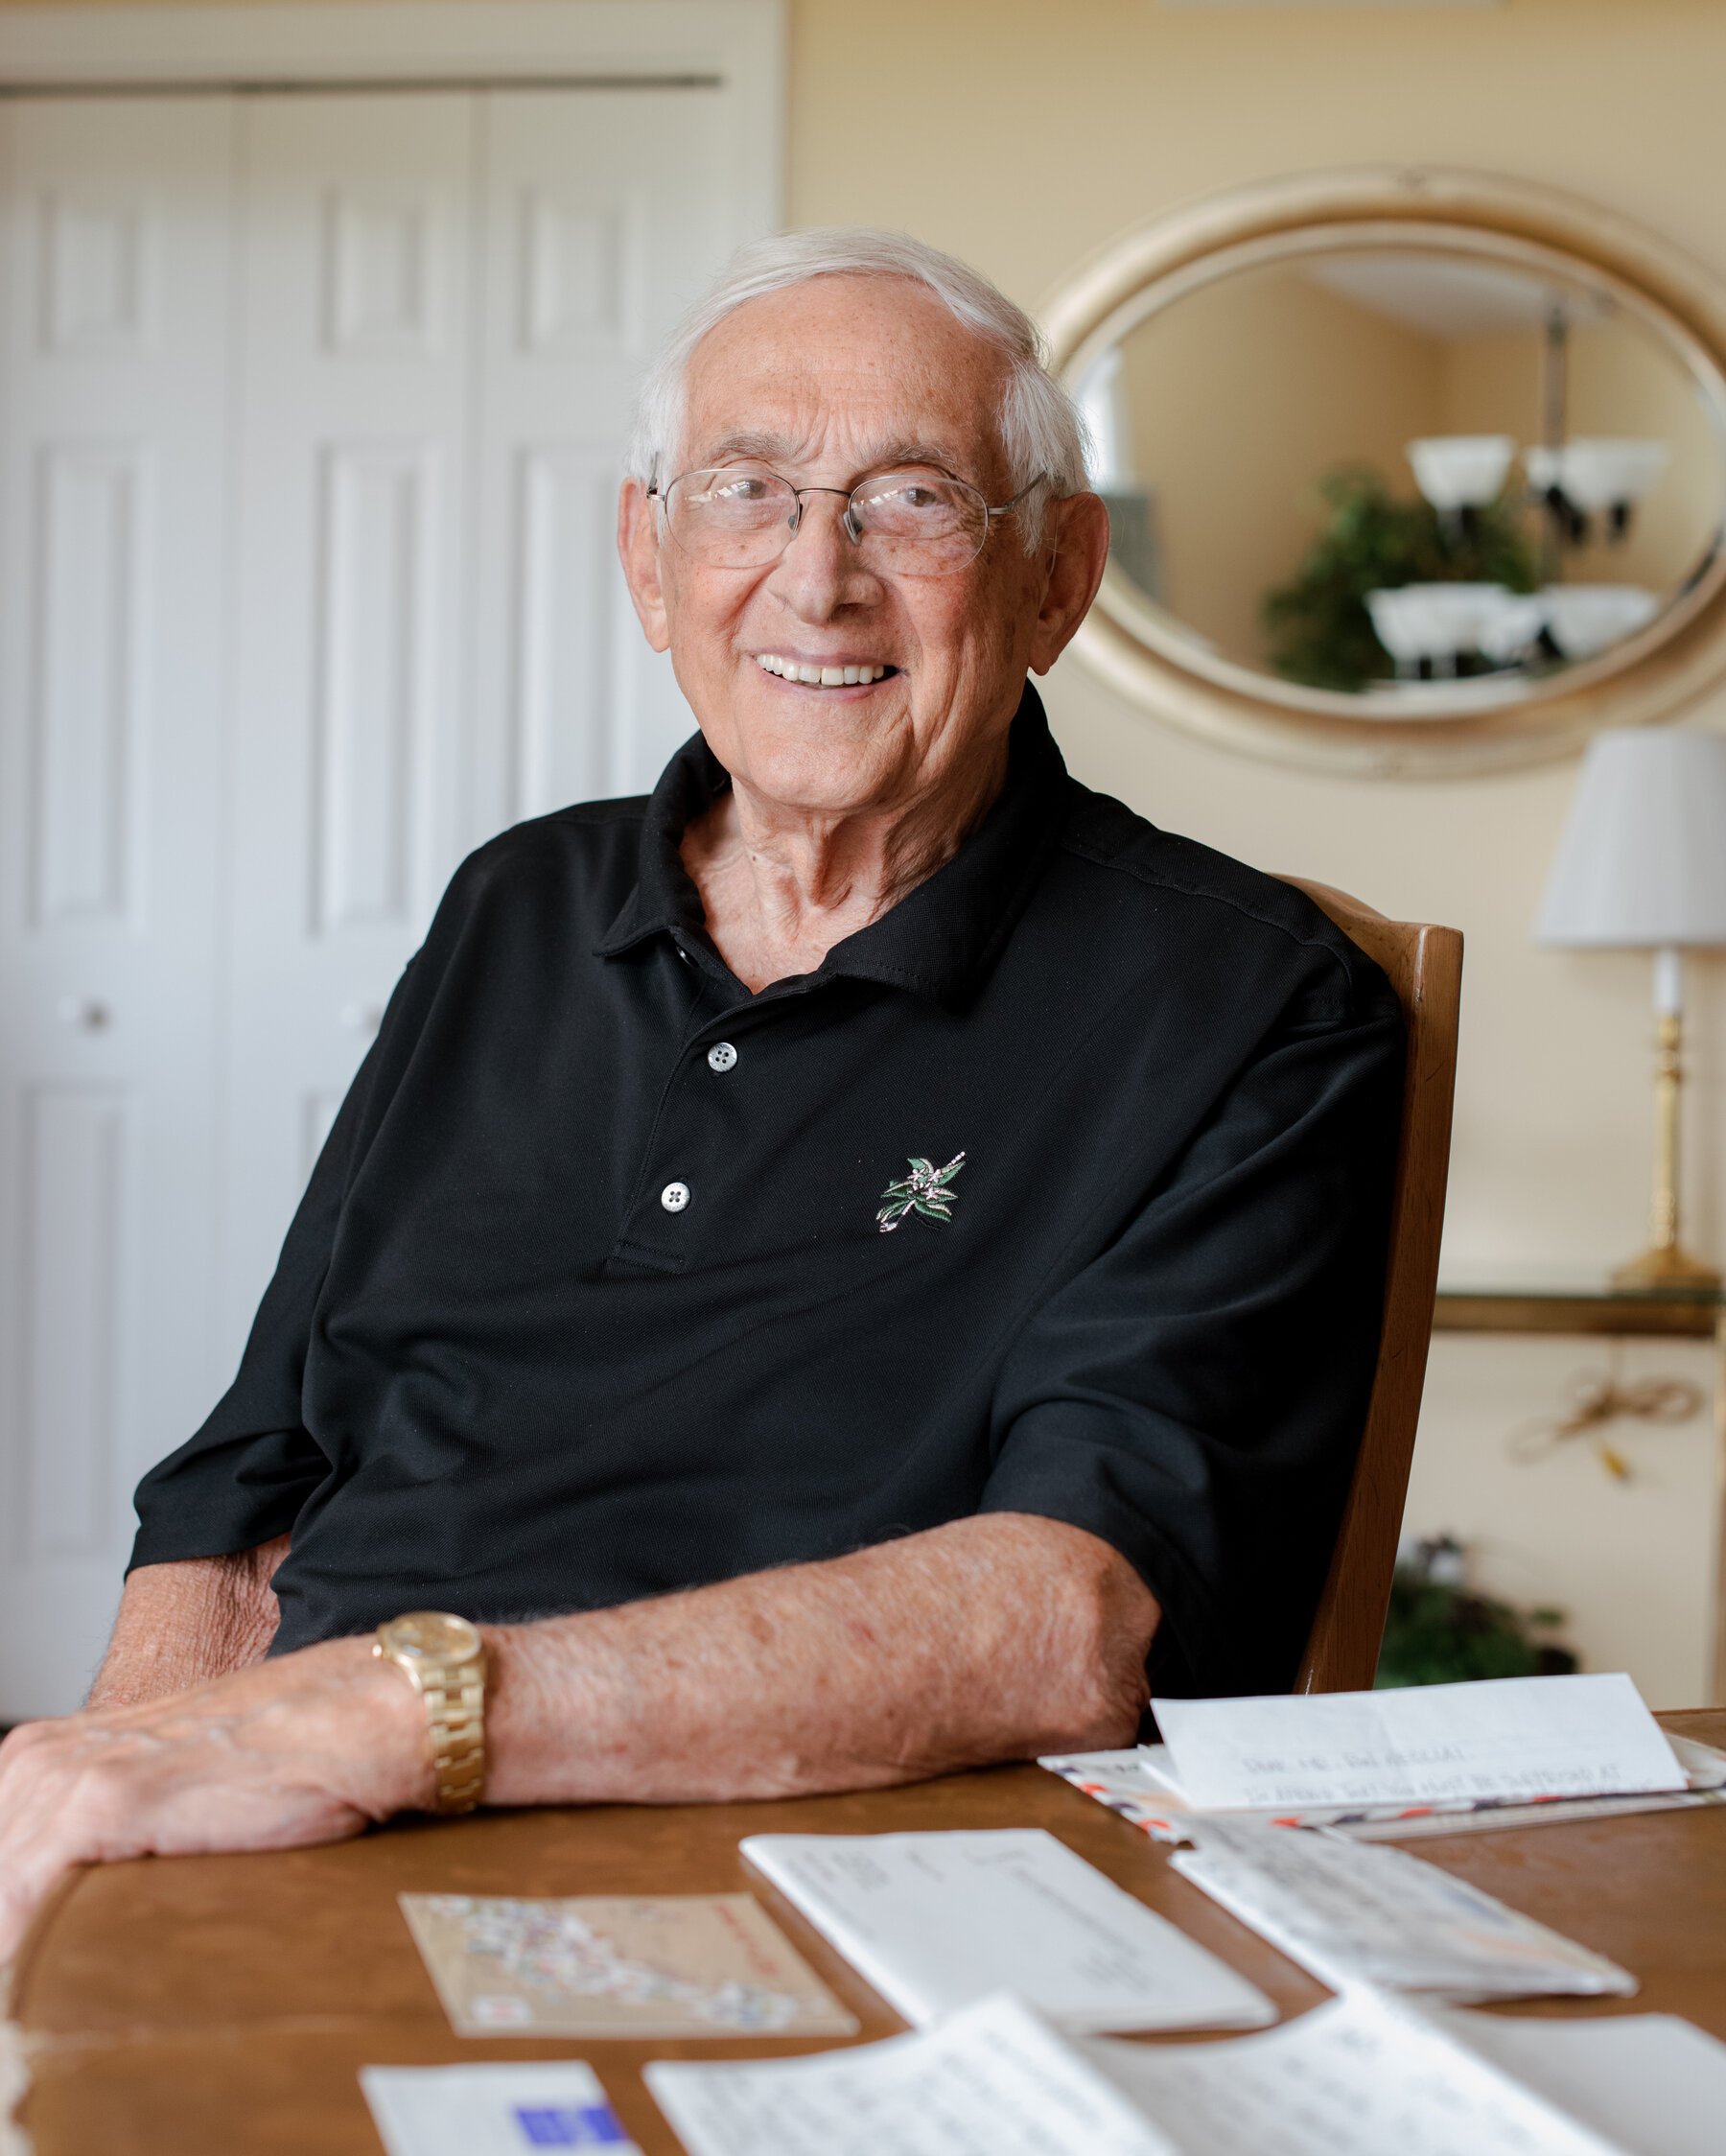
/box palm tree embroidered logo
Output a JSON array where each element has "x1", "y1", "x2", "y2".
[{"x1": 876, "y1": 1153, "x2": 967, "y2": 1232}]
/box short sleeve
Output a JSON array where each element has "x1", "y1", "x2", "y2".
[
  {"x1": 128, "y1": 971, "x2": 410, "y2": 1570},
  {"x1": 978, "y1": 968, "x2": 1403, "y2": 1698}
]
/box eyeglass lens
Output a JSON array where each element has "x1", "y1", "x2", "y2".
[{"x1": 665, "y1": 468, "x2": 991, "y2": 575}]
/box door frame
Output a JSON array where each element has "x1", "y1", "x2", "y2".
[{"x1": 0, "y1": 3, "x2": 782, "y2": 243}]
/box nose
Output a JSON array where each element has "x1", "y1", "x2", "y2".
[{"x1": 770, "y1": 490, "x2": 880, "y2": 621}]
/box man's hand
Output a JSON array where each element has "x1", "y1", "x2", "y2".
[{"x1": 0, "y1": 1636, "x2": 427, "y2": 1965}]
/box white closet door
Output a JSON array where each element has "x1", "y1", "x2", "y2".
[
  {"x1": 467, "y1": 86, "x2": 738, "y2": 836},
  {"x1": 221, "y1": 94, "x2": 477, "y2": 1358},
  {"x1": 0, "y1": 99, "x2": 234, "y2": 1718},
  {"x1": 222, "y1": 86, "x2": 756, "y2": 1353}
]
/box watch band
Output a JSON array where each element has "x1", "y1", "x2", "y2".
[
  {"x1": 418, "y1": 1660, "x2": 486, "y2": 1815},
  {"x1": 373, "y1": 1612, "x2": 488, "y2": 1815}
]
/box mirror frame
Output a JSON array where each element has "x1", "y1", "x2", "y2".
[{"x1": 1040, "y1": 168, "x2": 1726, "y2": 778}]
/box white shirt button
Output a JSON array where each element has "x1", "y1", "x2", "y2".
[
  {"x1": 707, "y1": 1042, "x2": 738, "y2": 1072},
  {"x1": 660, "y1": 1181, "x2": 690, "y2": 1213}
]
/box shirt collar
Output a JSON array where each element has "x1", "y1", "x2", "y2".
[{"x1": 595, "y1": 680, "x2": 1070, "y2": 1013}]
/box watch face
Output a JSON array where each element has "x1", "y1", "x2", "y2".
[{"x1": 385, "y1": 1611, "x2": 481, "y2": 1662}]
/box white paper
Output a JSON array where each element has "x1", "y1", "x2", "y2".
[
  {"x1": 1170, "y1": 1819, "x2": 1635, "y2": 2000},
  {"x1": 739, "y1": 1828, "x2": 1274, "y2": 2034},
  {"x1": 646, "y1": 1993, "x2": 1181, "y2": 2156},
  {"x1": 648, "y1": 1988, "x2": 1720, "y2": 2156},
  {"x1": 1154, "y1": 1675, "x2": 1685, "y2": 1811},
  {"x1": 1082, "y1": 1988, "x2": 1627, "y2": 2156},
  {"x1": 1040, "y1": 1746, "x2": 1726, "y2": 1846},
  {"x1": 1665, "y1": 1734, "x2": 1726, "y2": 1788},
  {"x1": 1342, "y1": 1789, "x2": 1726, "y2": 1840},
  {"x1": 1435, "y1": 2009, "x2": 1726, "y2": 2156},
  {"x1": 361, "y1": 2061, "x2": 640, "y2": 2156},
  {"x1": 1139, "y1": 1731, "x2": 1725, "y2": 1816}
]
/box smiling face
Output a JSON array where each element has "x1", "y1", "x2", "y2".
[{"x1": 618, "y1": 274, "x2": 1105, "y2": 827}]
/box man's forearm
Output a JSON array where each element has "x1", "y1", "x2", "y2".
[
  {"x1": 484, "y1": 1512, "x2": 1158, "y2": 1806},
  {"x1": 0, "y1": 1513, "x2": 1155, "y2": 1964},
  {"x1": 86, "y1": 1535, "x2": 291, "y2": 1708}
]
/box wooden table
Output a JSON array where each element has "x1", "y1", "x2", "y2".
[{"x1": 11, "y1": 1709, "x2": 1726, "y2": 2154}]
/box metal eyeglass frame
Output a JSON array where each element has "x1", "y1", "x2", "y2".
[{"x1": 646, "y1": 465, "x2": 1048, "y2": 574}]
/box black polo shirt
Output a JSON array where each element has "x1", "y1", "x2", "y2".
[{"x1": 131, "y1": 685, "x2": 1403, "y2": 1698}]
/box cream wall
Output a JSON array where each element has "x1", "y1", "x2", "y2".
[{"x1": 783, "y1": 0, "x2": 1726, "y2": 1703}]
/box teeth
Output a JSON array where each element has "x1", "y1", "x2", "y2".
[{"x1": 753, "y1": 655, "x2": 890, "y2": 686}]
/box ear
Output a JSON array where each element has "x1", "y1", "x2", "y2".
[
  {"x1": 618, "y1": 478, "x2": 672, "y2": 653},
  {"x1": 1027, "y1": 491, "x2": 1110, "y2": 677}
]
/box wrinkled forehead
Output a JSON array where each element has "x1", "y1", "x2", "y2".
[{"x1": 676, "y1": 273, "x2": 1013, "y2": 483}]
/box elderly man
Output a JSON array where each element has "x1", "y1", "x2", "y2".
[{"x1": 0, "y1": 230, "x2": 1400, "y2": 1957}]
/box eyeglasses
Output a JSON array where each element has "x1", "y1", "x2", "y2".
[{"x1": 648, "y1": 464, "x2": 1045, "y2": 578}]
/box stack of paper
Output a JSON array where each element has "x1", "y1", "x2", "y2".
[
  {"x1": 1154, "y1": 1676, "x2": 1687, "y2": 1809},
  {"x1": 641, "y1": 1988, "x2": 1726, "y2": 2156},
  {"x1": 356, "y1": 1996, "x2": 1726, "y2": 2156},
  {"x1": 1169, "y1": 1817, "x2": 1635, "y2": 2000},
  {"x1": 1044, "y1": 1675, "x2": 1725, "y2": 1843},
  {"x1": 739, "y1": 1828, "x2": 1274, "y2": 2032}
]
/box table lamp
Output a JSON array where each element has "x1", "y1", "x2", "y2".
[{"x1": 1536, "y1": 725, "x2": 1726, "y2": 1288}]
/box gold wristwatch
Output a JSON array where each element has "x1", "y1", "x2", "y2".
[{"x1": 373, "y1": 1611, "x2": 488, "y2": 1814}]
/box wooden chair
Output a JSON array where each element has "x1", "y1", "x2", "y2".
[{"x1": 1280, "y1": 879, "x2": 1465, "y2": 1694}]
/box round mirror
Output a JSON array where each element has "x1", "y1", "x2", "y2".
[{"x1": 1042, "y1": 170, "x2": 1726, "y2": 775}]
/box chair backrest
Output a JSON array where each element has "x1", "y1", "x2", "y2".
[{"x1": 1278, "y1": 877, "x2": 1464, "y2": 1694}]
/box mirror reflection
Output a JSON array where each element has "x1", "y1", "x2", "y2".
[{"x1": 1078, "y1": 247, "x2": 1726, "y2": 704}]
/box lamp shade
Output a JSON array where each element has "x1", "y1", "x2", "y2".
[
  {"x1": 1405, "y1": 434, "x2": 1516, "y2": 512},
  {"x1": 1536, "y1": 726, "x2": 1726, "y2": 948}
]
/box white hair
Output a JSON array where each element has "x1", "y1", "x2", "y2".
[{"x1": 624, "y1": 227, "x2": 1089, "y2": 552}]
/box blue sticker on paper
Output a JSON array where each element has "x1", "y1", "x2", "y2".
[{"x1": 513, "y1": 2103, "x2": 628, "y2": 2146}]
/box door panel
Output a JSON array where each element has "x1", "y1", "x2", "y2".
[
  {"x1": 18, "y1": 1085, "x2": 126, "y2": 1558},
  {"x1": 31, "y1": 443, "x2": 146, "y2": 927},
  {"x1": 469, "y1": 87, "x2": 730, "y2": 837},
  {"x1": 0, "y1": 99, "x2": 234, "y2": 1718},
  {"x1": 313, "y1": 439, "x2": 442, "y2": 934},
  {"x1": 220, "y1": 94, "x2": 475, "y2": 1360}
]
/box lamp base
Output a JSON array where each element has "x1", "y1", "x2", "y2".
[{"x1": 1610, "y1": 1244, "x2": 1723, "y2": 1291}]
